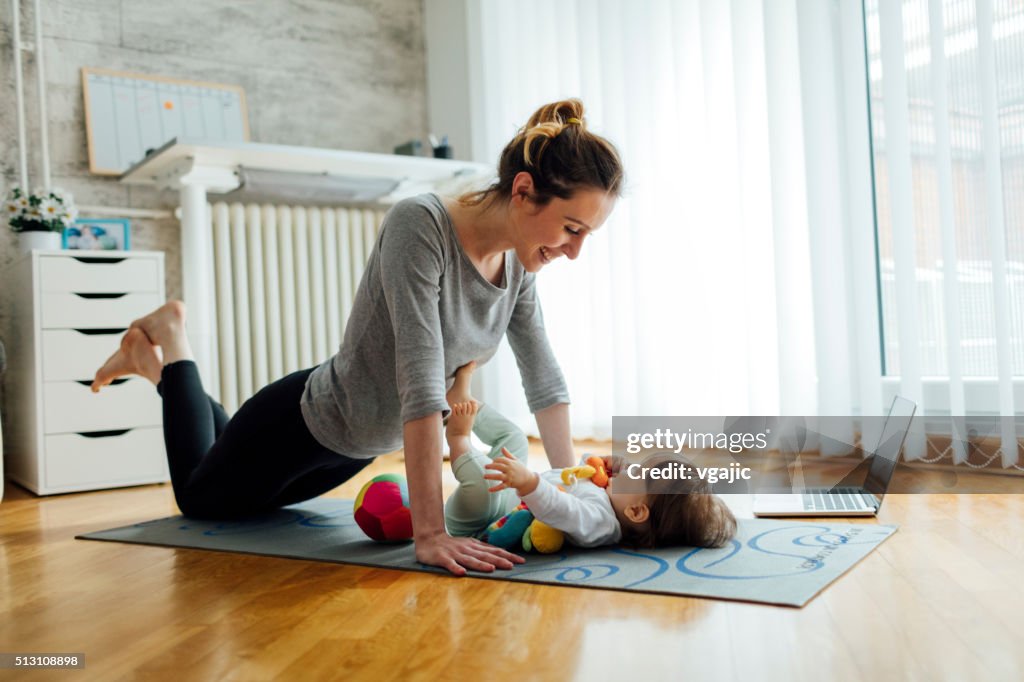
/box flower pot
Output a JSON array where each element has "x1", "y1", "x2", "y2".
[{"x1": 18, "y1": 230, "x2": 61, "y2": 254}]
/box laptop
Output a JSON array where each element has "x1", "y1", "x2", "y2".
[{"x1": 752, "y1": 396, "x2": 916, "y2": 517}]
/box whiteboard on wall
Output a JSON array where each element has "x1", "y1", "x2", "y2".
[{"x1": 82, "y1": 67, "x2": 250, "y2": 176}]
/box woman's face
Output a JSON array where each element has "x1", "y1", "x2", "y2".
[{"x1": 511, "y1": 175, "x2": 616, "y2": 273}]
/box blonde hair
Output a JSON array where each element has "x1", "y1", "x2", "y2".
[{"x1": 460, "y1": 98, "x2": 624, "y2": 207}]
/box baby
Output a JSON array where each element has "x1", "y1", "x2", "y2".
[{"x1": 443, "y1": 364, "x2": 736, "y2": 550}]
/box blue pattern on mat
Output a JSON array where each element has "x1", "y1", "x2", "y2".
[{"x1": 77, "y1": 497, "x2": 897, "y2": 607}]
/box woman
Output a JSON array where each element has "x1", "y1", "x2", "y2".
[{"x1": 92, "y1": 99, "x2": 624, "y2": 575}]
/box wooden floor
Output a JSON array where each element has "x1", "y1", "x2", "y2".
[{"x1": 2, "y1": 444, "x2": 1024, "y2": 681}]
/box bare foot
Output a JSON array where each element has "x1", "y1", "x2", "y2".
[
  {"x1": 130, "y1": 300, "x2": 186, "y2": 345},
  {"x1": 446, "y1": 361, "x2": 478, "y2": 408},
  {"x1": 129, "y1": 300, "x2": 193, "y2": 364},
  {"x1": 446, "y1": 401, "x2": 480, "y2": 465},
  {"x1": 91, "y1": 328, "x2": 163, "y2": 392}
]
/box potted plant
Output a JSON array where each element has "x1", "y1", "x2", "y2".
[{"x1": 4, "y1": 186, "x2": 78, "y2": 253}]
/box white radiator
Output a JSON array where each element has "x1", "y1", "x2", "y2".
[{"x1": 207, "y1": 202, "x2": 385, "y2": 413}]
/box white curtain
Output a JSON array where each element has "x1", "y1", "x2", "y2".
[
  {"x1": 465, "y1": 0, "x2": 890, "y2": 443},
  {"x1": 865, "y1": 0, "x2": 1022, "y2": 466}
]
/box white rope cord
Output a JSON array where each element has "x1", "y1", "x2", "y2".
[
  {"x1": 822, "y1": 435, "x2": 1022, "y2": 471},
  {"x1": 916, "y1": 438, "x2": 1023, "y2": 470}
]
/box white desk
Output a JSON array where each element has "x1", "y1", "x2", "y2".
[{"x1": 120, "y1": 139, "x2": 491, "y2": 394}]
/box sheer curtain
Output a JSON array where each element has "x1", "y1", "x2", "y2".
[
  {"x1": 464, "y1": 0, "x2": 885, "y2": 442},
  {"x1": 866, "y1": 0, "x2": 1022, "y2": 466}
]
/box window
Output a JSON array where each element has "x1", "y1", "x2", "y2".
[{"x1": 865, "y1": 0, "x2": 1024, "y2": 382}]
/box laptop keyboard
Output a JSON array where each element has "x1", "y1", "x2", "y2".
[{"x1": 802, "y1": 488, "x2": 872, "y2": 512}]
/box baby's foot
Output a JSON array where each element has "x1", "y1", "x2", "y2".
[
  {"x1": 446, "y1": 401, "x2": 479, "y2": 465},
  {"x1": 446, "y1": 361, "x2": 478, "y2": 408},
  {"x1": 91, "y1": 328, "x2": 163, "y2": 392},
  {"x1": 447, "y1": 401, "x2": 479, "y2": 439}
]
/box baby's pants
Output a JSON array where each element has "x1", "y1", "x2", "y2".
[{"x1": 444, "y1": 404, "x2": 530, "y2": 537}]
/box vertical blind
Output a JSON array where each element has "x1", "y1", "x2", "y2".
[{"x1": 867, "y1": 0, "x2": 1022, "y2": 465}]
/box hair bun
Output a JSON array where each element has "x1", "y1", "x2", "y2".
[
  {"x1": 527, "y1": 98, "x2": 586, "y2": 129},
  {"x1": 457, "y1": 97, "x2": 622, "y2": 209}
]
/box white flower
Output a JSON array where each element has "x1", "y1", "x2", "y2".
[
  {"x1": 51, "y1": 187, "x2": 73, "y2": 205},
  {"x1": 4, "y1": 199, "x2": 23, "y2": 218},
  {"x1": 39, "y1": 198, "x2": 62, "y2": 219}
]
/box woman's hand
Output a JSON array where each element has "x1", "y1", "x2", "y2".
[
  {"x1": 484, "y1": 448, "x2": 540, "y2": 496},
  {"x1": 415, "y1": 531, "x2": 524, "y2": 576},
  {"x1": 403, "y1": 413, "x2": 523, "y2": 576}
]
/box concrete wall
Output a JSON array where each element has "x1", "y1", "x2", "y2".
[{"x1": 0, "y1": 0, "x2": 428, "y2": 320}]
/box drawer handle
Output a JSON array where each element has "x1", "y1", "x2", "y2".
[
  {"x1": 74, "y1": 292, "x2": 128, "y2": 299},
  {"x1": 76, "y1": 429, "x2": 132, "y2": 438},
  {"x1": 74, "y1": 328, "x2": 128, "y2": 335},
  {"x1": 76, "y1": 378, "x2": 129, "y2": 387},
  {"x1": 73, "y1": 256, "x2": 126, "y2": 264}
]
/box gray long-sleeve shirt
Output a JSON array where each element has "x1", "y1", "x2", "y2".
[{"x1": 301, "y1": 193, "x2": 570, "y2": 458}]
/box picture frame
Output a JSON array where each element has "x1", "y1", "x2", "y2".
[{"x1": 62, "y1": 218, "x2": 131, "y2": 251}]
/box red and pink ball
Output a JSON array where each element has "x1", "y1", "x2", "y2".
[{"x1": 353, "y1": 473, "x2": 413, "y2": 542}]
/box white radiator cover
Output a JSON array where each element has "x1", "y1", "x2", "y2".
[{"x1": 208, "y1": 202, "x2": 385, "y2": 413}]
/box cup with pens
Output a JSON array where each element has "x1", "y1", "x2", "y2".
[{"x1": 430, "y1": 134, "x2": 452, "y2": 159}]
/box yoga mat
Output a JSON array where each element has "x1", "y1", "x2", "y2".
[{"x1": 77, "y1": 498, "x2": 897, "y2": 607}]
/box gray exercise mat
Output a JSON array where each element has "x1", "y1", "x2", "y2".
[{"x1": 77, "y1": 498, "x2": 896, "y2": 607}]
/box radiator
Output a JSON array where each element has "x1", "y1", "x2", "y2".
[{"x1": 208, "y1": 202, "x2": 386, "y2": 413}]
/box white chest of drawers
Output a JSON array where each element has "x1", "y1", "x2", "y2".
[{"x1": 2, "y1": 250, "x2": 169, "y2": 495}]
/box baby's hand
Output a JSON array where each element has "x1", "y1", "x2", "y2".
[
  {"x1": 595, "y1": 455, "x2": 625, "y2": 477},
  {"x1": 484, "y1": 448, "x2": 540, "y2": 496}
]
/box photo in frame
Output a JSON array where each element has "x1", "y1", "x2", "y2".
[{"x1": 63, "y1": 218, "x2": 131, "y2": 251}]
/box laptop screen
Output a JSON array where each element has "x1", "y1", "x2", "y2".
[{"x1": 863, "y1": 396, "x2": 917, "y2": 498}]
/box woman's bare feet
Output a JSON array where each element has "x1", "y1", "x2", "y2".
[
  {"x1": 129, "y1": 300, "x2": 194, "y2": 364},
  {"x1": 91, "y1": 328, "x2": 163, "y2": 392},
  {"x1": 446, "y1": 401, "x2": 480, "y2": 466},
  {"x1": 91, "y1": 301, "x2": 195, "y2": 393}
]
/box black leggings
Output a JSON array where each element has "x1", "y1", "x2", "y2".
[{"x1": 157, "y1": 360, "x2": 373, "y2": 519}]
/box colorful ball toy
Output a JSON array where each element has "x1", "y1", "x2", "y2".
[{"x1": 353, "y1": 473, "x2": 413, "y2": 542}]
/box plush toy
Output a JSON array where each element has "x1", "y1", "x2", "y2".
[
  {"x1": 480, "y1": 503, "x2": 534, "y2": 549},
  {"x1": 353, "y1": 473, "x2": 413, "y2": 542},
  {"x1": 480, "y1": 501, "x2": 565, "y2": 554},
  {"x1": 522, "y1": 518, "x2": 564, "y2": 553},
  {"x1": 560, "y1": 456, "x2": 610, "y2": 489}
]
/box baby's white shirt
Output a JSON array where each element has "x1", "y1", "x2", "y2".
[{"x1": 519, "y1": 460, "x2": 622, "y2": 548}]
